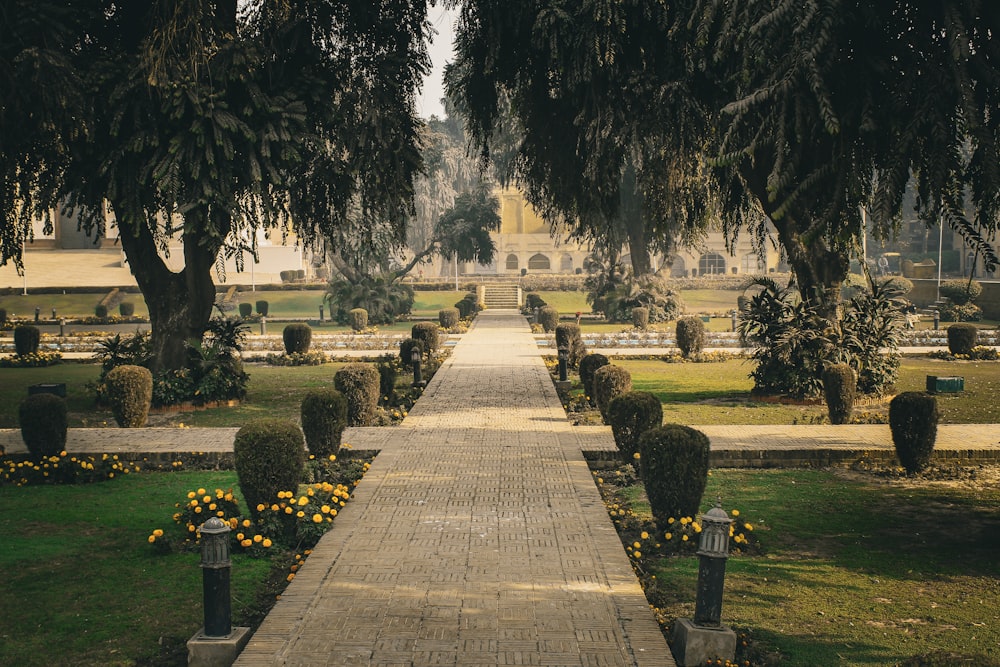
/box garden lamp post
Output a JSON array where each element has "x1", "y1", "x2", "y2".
[
  {"x1": 933, "y1": 309, "x2": 940, "y2": 330},
  {"x1": 694, "y1": 501, "x2": 733, "y2": 627},
  {"x1": 411, "y1": 347, "x2": 425, "y2": 388},
  {"x1": 59, "y1": 318, "x2": 66, "y2": 336},
  {"x1": 318, "y1": 304, "x2": 324, "y2": 322},
  {"x1": 259, "y1": 315, "x2": 266, "y2": 336},
  {"x1": 671, "y1": 500, "x2": 737, "y2": 666},
  {"x1": 557, "y1": 345, "x2": 569, "y2": 383},
  {"x1": 730, "y1": 310, "x2": 738, "y2": 333},
  {"x1": 199, "y1": 517, "x2": 232, "y2": 637}
]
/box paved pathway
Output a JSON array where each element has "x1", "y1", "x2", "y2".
[{"x1": 232, "y1": 310, "x2": 672, "y2": 667}]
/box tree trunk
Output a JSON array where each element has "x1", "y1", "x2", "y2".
[
  {"x1": 113, "y1": 206, "x2": 226, "y2": 374},
  {"x1": 620, "y1": 162, "x2": 653, "y2": 276}
]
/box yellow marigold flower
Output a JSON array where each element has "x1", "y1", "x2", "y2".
[
  {"x1": 633, "y1": 452, "x2": 641, "y2": 459},
  {"x1": 312, "y1": 513, "x2": 323, "y2": 523},
  {"x1": 216, "y1": 511, "x2": 225, "y2": 517},
  {"x1": 693, "y1": 523, "x2": 702, "y2": 533},
  {"x1": 306, "y1": 488, "x2": 314, "y2": 497},
  {"x1": 664, "y1": 532, "x2": 672, "y2": 540},
  {"x1": 284, "y1": 507, "x2": 293, "y2": 514},
  {"x1": 202, "y1": 495, "x2": 211, "y2": 503},
  {"x1": 194, "y1": 506, "x2": 202, "y2": 514},
  {"x1": 321, "y1": 505, "x2": 331, "y2": 514},
  {"x1": 59, "y1": 451, "x2": 67, "y2": 457},
  {"x1": 640, "y1": 531, "x2": 649, "y2": 540},
  {"x1": 190, "y1": 499, "x2": 199, "y2": 507},
  {"x1": 681, "y1": 535, "x2": 688, "y2": 541},
  {"x1": 731, "y1": 509, "x2": 740, "y2": 517},
  {"x1": 187, "y1": 491, "x2": 196, "y2": 499},
  {"x1": 229, "y1": 518, "x2": 239, "y2": 529},
  {"x1": 224, "y1": 493, "x2": 233, "y2": 502},
  {"x1": 148, "y1": 535, "x2": 156, "y2": 543},
  {"x1": 257, "y1": 504, "x2": 266, "y2": 512},
  {"x1": 744, "y1": 523, "x2": 753, "y2": 531},
  {"x1": 632, "y1": 541, "x2": 641, "y2": 549},
  {"x1": 242, "y1": 519, "x2": 251, "y2": 528},
  {"x1": 286, "y1": 573, "x2": 295, "y2": 582},
  {"x1": 328, "y1": 454, "x2": 336, "y2": 461},
  {"x1": 216, "y1": 489, "x2": 224, "y2": 498},
  {"x1": 634, "y1": 551, "x2": 642, "y2": 558},
  {"x1": 197, "y1": 488, "x2": 206, "y2": 495},
  {"x1": 297, "y1": 496, "x2": 309, "y2": 506},
  {"x1": 330, "y1": 509, "x2": 337, "y2": 517},
  {"x1": 262, "y1": 538, "x2": 272, "y2": 548},
  {"x1": 236, "y1": 533, "x2": 244, "y2": 541},
  {"x1": 253, "y1": 534, "x2": 262, "y2": 543},
  {"x1": 296, "y1": 511, "x2": 305, "y2": 518},
  {"x1": 667, "y1": 517, "x2": 675, "y2": 524},
  {"x1": 208, "y1": 503, "x2": 217, "y2": 511},
  {"x1": 241, "y1": 539, "x2": 252, "y2": 548},
  {"x1": 188, "y1": 524, "x2": 196, "y2": 532}
]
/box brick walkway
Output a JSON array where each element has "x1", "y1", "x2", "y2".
[{"x1": 233, "y1": 310, "x2": 672, "y2": 667}]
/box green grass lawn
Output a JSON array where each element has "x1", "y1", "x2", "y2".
[
  {"x1": 0, "y1": 470, "x2": 280, "y2": 667},
  {"x1": 608, "y1": 468, "x2": 1000, "y2": 666}
]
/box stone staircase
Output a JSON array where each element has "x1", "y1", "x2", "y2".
[{"x1": 478, "y1": 282, "x2": 521, "y2": 309}]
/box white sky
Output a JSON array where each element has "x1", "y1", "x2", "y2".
[{"x1": 417, "y1": 5, "x2": 459, "y2": 119}]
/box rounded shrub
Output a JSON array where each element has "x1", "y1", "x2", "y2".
[
  {"x1": 675, "y1": 316, "x2": 706, "y2": 358},
  {"x1": 13, "y1": 325, "x2": 41, "y2": 356},
  {"x1": 608, "y1": 391, "x2": 663, "y2": 461},
  {"x1": 348, "y1": 308, "x2": 369, "y2": 332},
  {"x1": 118, "y1": 301, "x2": 135, "y2": 317},
  {"x1": 377, "y1": 358, "x2": 398, "y2": 400},
  {"x1": 631, "y1": 307, "x2": 649, "y2": 331},
  {"x1": 411, "y1": 322, "x2": 439, "y2": 357},
  {"x1": 19, "y1": 393, "x2": 67, "y2": 457},
  {"x1": 538, "y1": 306, "x2": 559, "y2": 332},
  {"x1": 105, "y1": 364, "x2": 153, "y2": 427},
  {"x1": 234, "y1": 419, "x2": 305, "y2": 520},
  {"x1": 95, "y1": 304, "x2": 109, "y2": 319},
  {"x1": 300, "y1": 388, "x2": 348, "y2": 458},
  {"x1": 638, "y1": 424, "x2": 711, "y2": 526},
  {"x1": 334, "y1": 363, "x2": 381, "y2": 427},
  {"x1": 282, "y1": 323, "x2": 313, "y2": 354},
  {"x1": 940, "y1": 279, "x2": 982, "y2": 305},
  {"x1": 947, "y1": 323, "x2": 979, "y2": 355},
  {"x1": 399, "y1": 338, "x2": 423, "y2": 370},
  {"x1": 579, "y1": 353, "x2": 610, "y2": 405},
  {"x1": 525, "y1": 293, "x2": 547, "y2": 310},
  {"x1": 555, "y1": 322, "x2": 586, "y2": 368},
  {"x1": 255, "y1": 300, "x2": 269, "y2": 316},
  {"x1": 822, "y1": 364, "x2": 856, "y2": 425},
  {"x1": 889, "y1": 392, "x2": 939, "y2": 474},
  {"x1": 238, "y1": 302, "x2": 253, "y2": 318},
  {"x1": 592, "y1": 365, "x2": 633, "y2": 424},
  {"x1": 439, "y1": 307, "x2": 460, "y2": 329}
]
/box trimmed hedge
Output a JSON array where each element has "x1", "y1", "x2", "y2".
[
  {"x1": 334, "y1": 363, "x2": 381, "y2": 427},
  {"x1": 554, "y1": 322, "x2": 586, "y2": 368},
  {"x1": 538, "y1": 306, "x2": 559, "y2": 332},
  {"x1": 118, "y1": 302, "x2": 135, "y2": 317},
  {"x1": 105, "y1": 364, "x2": 153, "y2": 428},
  {"x1": 234, "y1": 419, "x2": 306, "y2": 521},
  {"x1": 19, "y1": 393, "x2": 68, "y2": 457},
  {"x1": 631, "y1": 307, "x2": 649, "y2": 330},
  {"x1": 439, "y1": 308, "x2": 460, "y2": 329},
  {"x1": 411, "y1": 322, "x2": 440, "y2": 357},
  {"x1": 300, "y1": 388, "x2": 348, "y2": 458},
  {"x1": 889, "y1": 392, "x2": 939, "y2": 474},
  {"x1": 822, "y1": 364, "x2": 856, "y2": 425},
  {"x1": 282, "y1": 323, "x2": 313, "y2": 354},
  {"x1": 399, "y1": 338, "x2": 423, "y2": 370},
  {"x1": 255, "y1": 300, "x2": 269, "y2": 316},
  {"x1": 947, "y1": 324, "x2": 979, "y2": 355},
  {"x1": 13, "y1": 325, "x2": 40, "y2": 356},
  {"x1": 675, "y1": 316, "x2": 706, "y2": 358},
  {"x1": 238, "y1": 302, "x2": 253, "y2": 318},
  {"x1": 95, "y1": 304, "x2": 108, "y2": 319},
  {"x1": 608, "y1": 391, "x2": 663, "y2": 461},
  {"x1": 348, "y1": 308, "x2": 369, "y2": 332},
  {"x1": 638, "y1": 424, "x2": 711, "y2": 526},
  {"x1": 579, "y1": 353, "x2": 611, "y2": 405},
  {"x1": 592, "y1": 365, "x2": 632, "y2": 424}
]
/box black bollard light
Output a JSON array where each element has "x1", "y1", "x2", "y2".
[
  {"x1": 557, "y1": 345, "x2": 569, "y2": 382},
  {"x1": 693, "y1": 501, "x2": 733, "y2": 628},
  {"x1": 411, "y1": 346, "x2": 425, "y2": 388},
  {"x1": 52, "y1": 308, "x2": 57, "y2": 320},
  {"x1": 933, "y1": 309, "x2": 940, "y2": 330},
  {"x1": 199, "y1": 516, "x2": 233, "y2": 637},
  {"x1": 318, "y1": 304, "x2": 324, "y2": 322},
  {"x1": 34, "y1": 307, "x2": 40, "y2": 322}
]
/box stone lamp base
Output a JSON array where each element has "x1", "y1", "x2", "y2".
[
  {"x1": 187, "y1": 626, "x2": 251, "y2": 667},
  {"x1": 671, "y1": 618, "x2": 737, "y2": 667}
]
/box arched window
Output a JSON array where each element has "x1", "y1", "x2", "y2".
[
  {"x1": 669, "y1": 255, "x2": 687, "y2": 278},
  {"x1": 528, "y1": 253, "x2": 551, "y2": 270},
  {"x1": 699, "y1": 253, "x2": 726, "y2": 275},
  {"x1": 741, "y1": 253, "x2": 763, "y2": 274},
  {"x1": 505, "y1": 254, "x2": 519, "y2": 270},
  {"x1": 560, "y1": 254, "x2": 574, "y2": 272}
]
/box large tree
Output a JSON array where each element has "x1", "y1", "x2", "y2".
[
  {"x1": 1, "y1": 0, "x2": 430, "y2": 373},
  {"x1": 446, "y1": 3, "x2": 712, "y2": 277},
  {"x1": 449, "y1": 1, "x2": 1000, "y2": 323}
]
